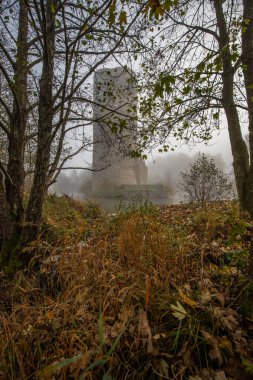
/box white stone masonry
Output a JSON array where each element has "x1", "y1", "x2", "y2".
[{"x1": 92, "y1": 67, "x2": 147, "y2": 194}]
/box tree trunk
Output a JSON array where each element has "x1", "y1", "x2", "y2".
[
  {"x1": 213, "y1": 0, "x2": 250, "y2": 215},
  {"x1": 6, "y1": 0, "x2": 28, "y2": 221},
  {"x1": 0, "y1": 0, "x2": 28, "y2": 270},
  {"x1": 25, "y1": 0, "x2": 56, "y2": 241},
  {"x1": 242, "y1": 0, "x2": 253, "y2": 274},
  {"x1": 241, "y1": 0, "x2": 253, "y2": 214},
  {"x1": 0, "y1": 171, "x2": 10, "y2": 248}
]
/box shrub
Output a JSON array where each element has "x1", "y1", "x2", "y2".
[{"x1": 179, "y1": 154, "x2": 234, "y2": 202}]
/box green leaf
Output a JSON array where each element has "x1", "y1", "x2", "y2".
[
  {"x1": 182, "y1": 86, "x2": 191, "y2": 95},
  {"x1": 216, "y1": 62, "x2": 223, "y2": 71},
  {"x1": 111, "y1": 125, "x2": 118, "y2": 133},
  {"x1": 154, "y1": 82, "x2": 163, "y2": 98},
  {"x1": 108, "y1": 0, "x2": 116, "y2": 25},
  {"x1": 164, "y1": 0, "x2": 173, "y2": 11},
  {"x1": 197, "y1": 61, "x2": 205, "y2": 72},
  {"x1": 175, "y1": 97, "x2": 183, "y2": 104},
  {"x1": 50, "y1": 4, "x2": 56, "y2": 14},
  {"x1": 163, "y1": 74, "x2": 175, "y2": 85},
  {"x1": 119, "y1": 119, "x2": 127, "y2": 131},
  {"x1": 244, "y1": 18, "x2": 251, "y2": 26}
]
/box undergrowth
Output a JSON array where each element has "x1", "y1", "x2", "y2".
[{"x1": 0, "y1": 198, "x2": 252, "y2": 379}]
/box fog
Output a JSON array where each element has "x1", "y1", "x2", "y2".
[
  {"x1": 50, "y1": 170, "x2": 92, "y2": 199},
  {"x1": 51, "y1": 151, "x2": 234, "y2": 204},
  {"x1": 148, "y1": 152, "x2": 230, "y2": 202}
]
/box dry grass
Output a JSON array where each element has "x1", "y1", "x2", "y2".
[{"x1": 0, "y1": 199, "x2": 252, "y2": 379}]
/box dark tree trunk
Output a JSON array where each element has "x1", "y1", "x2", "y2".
[
  {"x1": 25, "y1": 0, "x2": 56, "y2": 241},
  {"x1": 214, "y1": 0, "x2": 252, "y2": 217},
  {"x1": 242, "y1": 0, "x2": 253, "y2": 273},
  {"x1": 6, "y1": 0, "x2": 28, "y2": 221},
  {"x1": 0, "y1": 171, "x2": 10, "y2": 248},
  {"x1": 0, "y1": 0, "x2": 28, "y2": 270}
]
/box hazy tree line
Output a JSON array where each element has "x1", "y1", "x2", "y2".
[{"x1": 0, "y1": 0, "x2": 253, "y2": 273}]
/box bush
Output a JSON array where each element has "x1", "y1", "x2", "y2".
[{"x1": 179, "y1": 154, "x2": 234, "y2": 202}]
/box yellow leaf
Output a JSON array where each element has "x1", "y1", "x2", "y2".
[
  {"x1": 179, "y1": 289, "x2": 197, "y2": 308},
  {"x1": 119, "y1": 11, "x2": 127, "y2": 26}
]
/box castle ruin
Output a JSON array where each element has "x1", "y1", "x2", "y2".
[{"x1": 92, "y1": 66, "x2": 169, "y2": 207}]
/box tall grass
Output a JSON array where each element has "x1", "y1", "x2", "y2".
[{"x1": 0, "y1": 199, "x2": 251, "y2": 379}]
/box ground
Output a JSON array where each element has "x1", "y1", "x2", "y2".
[{"x1": 0, "y1": 196, "x2": 253, "y2": 379}]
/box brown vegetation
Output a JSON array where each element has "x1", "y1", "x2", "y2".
[{"x1": 0, "y1": 197, "x2": 253, "y2": 379}]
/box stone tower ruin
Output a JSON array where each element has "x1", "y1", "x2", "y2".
[
  {"x1": 91, "y1": 66, "x2": 169, "y2": 207},
  {"x1": 92, "y1": 67, "x2": 148, "y2": 196}
]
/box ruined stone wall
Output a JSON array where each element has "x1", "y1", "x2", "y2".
[{"x1": 92, "y1": 67, "x2": 147, "y2": 194}]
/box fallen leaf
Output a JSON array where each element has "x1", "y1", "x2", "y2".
[
  {"x1": 159, "y1": 358, "x2": 169, "y2": 377},
  {"x1": 214, "y1": 370, "x2": 227, "y2": 380},
  {"x1": 179, "y1": 288, "x2": 197, "y2": 307},
  {"x1": 171, "y1": 301, "x2": 187, "y2": 320},
  {"x1": 138, "y1": 310, "x2": 153, "y2": 353},
  {"x1": 153, "y1": 333, "x2": 162, "y2": 340}
]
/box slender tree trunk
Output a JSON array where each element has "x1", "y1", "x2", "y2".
[
  {"x1": 213, "y1": 0, "x2": 250, "y2": 215},
  {"x1": 25, "y1": 0, "x2": 56, "y2": 241},
  {"x1": 0, "y1": 0, "x2": 28, "y2": 268},
  {"x1": 241, "y1": 0, "x2": 253, "y2": 274},
  {"x1": 241, "y1": 0, "x2": 253, "y2": 216},
  {"x1": 0, "y1": 171, "x2": 9, "y2": 248},
  {"x1": 6, "y1": 0, "x2": 28, "y2": 221}
]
